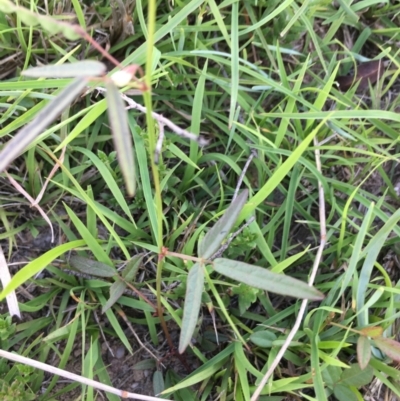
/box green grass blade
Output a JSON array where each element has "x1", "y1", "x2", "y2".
[
  {"x1": 0, "y1": 240, "x2": 85, "y2": 301},
  {"x1": 357, "y1": 208, "x2": 400, "y2": 327},
  {"x1": 237, "y1": 119, "x2": 327, "y2": 224}
]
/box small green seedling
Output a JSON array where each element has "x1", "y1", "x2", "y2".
[{"x1": 158, "y1": 190, "x2": 325, "y2": 354}]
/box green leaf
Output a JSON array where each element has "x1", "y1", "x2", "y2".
[
  {"x1": 249, "y1": 331, "x2": 277, "y2": 348},
  {"x1": 373, "y1": 337, "x2": 400, "y2": 363},
  {"x1": 231, "y1": 283, "x2": 260, "y2": 315},
  {"x1": 122, "y1": 254, "x2": 143, "y2": 281},
  {"x1": 357, "y1": 336, "x2": 371, "y2": 370},
  {"x1": 199, "y1": 189, "x2": 248, "y2": 259},
  {"x1": 68, "y1": 255, "x2": 116, "y2": 278},
  {"x1": 153, "y1": 370, "x2": 164, "y2": 395},
  {"x1": 213, "y1": 258, "x2": 324, "y2": 300},
  {"x1": 0, "y1": 77, "x2": 87, "y2": 173},
  {"x1": 333, "y1": 384, "x2": 358, "y2": 401},
  {"x1": 105, "y1": 80, "x2": 136, "y2": 196},
  {"x1": 179, "y1": 263, "x2": 205, "y2": 353},
  {"x1": 340, "y1": 363, "x2": 374, "y2": 387},
  {"x1": 102, "y1": 254, "x2": 143, "y2": 313},
  {"x1": 22, "y1": 61, "x2": 106, "y2": 78},
  {"x1": 322, "y1": 365, "x2": 342, "y2": 386}
]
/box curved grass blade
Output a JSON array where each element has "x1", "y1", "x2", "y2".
[
  {"x1": 237, "y1": 120, "x2": 326, "y2": 224},
  {"x1": 22, "y1": 61, "x2": 106, "y2": 78},
  {"x1": 199, "y1": 189, "x2": 248, "y2": 259},
  {"x1": 214, "y1": 258, "x2": 324, "y2": 300},
  {"x1": 357, "y1": 207, "x2": 400, "y2": 327},
  {"x1": 0, "y1": 240, "x2": 86, "y2": 301},
  {"x1": 0, "y1": 77, "x2": 87, "y2": 173},
  {"x1": 105, "y1": 80, "x2": 136, "y2": 196},
  {"x1": 179, "y1": 263, "x2": 205, "y2": 353}
]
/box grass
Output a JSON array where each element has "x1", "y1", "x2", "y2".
[{"x1": 1, "y1": 0, "x2": 400, "y2": 400}]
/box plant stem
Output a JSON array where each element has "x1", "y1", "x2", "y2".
[{"x1": 143, "y1": 0, "x2": 168, "y2": 345}]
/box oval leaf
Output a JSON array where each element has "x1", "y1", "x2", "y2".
[
  {"x1": 333, "y1": 384, "x2": 358, "y2": 401},
  {"x1": 179, "y1": 263, "x2": 204, "y2": 353},
  {"x1": 250, "y1": 331, "x2": 277, "y2": 348},
  {"x1": 102, "y1": 278, "x2": 126, "y2": 313},
  {"x1": 105, "y1": 81, "x2": 136, "y2": 196},
  {"x1": 122, "y1": 254, "x2": 143, "y2": 281},
  {"x1": 69, "y1": 255, "x2": 116, "y2": 277},
  {"x1": 340, "y1": 363, "x2": 373, "y2": 387},
  {"x1": 102, "y1": 254, "x2": 143, "y2": 313},
  {"x1": 357, "y1": 336, "x2": 371, "y2": 370},
  {"x1": 22, "y1": 61, "x2": 106, "y2": 78},
  {"x1": 153, "y1": 370, "x2": 164, "y2": 395},
  {"x1": 213, "y1": 258, "x2": 324, "y2": 300},
  {"x1": 199, "y1": 190, "x2": 248, "y2": 259},
  {"x1": 373, "y1": 337, "x2": 400, "y2": 362},
  {"x1": 0, "y1": 77, "x2": 87, "y2": 173}
]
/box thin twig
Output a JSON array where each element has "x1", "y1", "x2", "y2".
[
  {"x1": 95, "y1": 87, "x2": 209, "y2": 146},
  {"x1": 0, "y1": 349, "x2": 170, "y2": 401},
  {"x1": 250, "y1": 137, "x2": 326, "y2": 401},
  {"x1": 93, "y1": 310, "x2": 114, "y2": 357},
  {"x1": 114, "y1": 305, "x2": 163, "y2": 366},
  {"x1": 154, "y1": 123, "x2": 165, "y2": 164},
  {"x1": 5, "y1": 171, "x2": 54, "y2": 243},
  {"x1": 233, "y1": 148, "x2": 257, "y2": 201}
]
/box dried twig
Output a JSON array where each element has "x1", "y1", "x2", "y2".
[
  {"x1": 154, "y1": 123, "x2": 165, "y2": 164},
  {"x1": 0, "y1": 349, "x2": 170, "y2": 401},
  {"x1": 250, "y1": 137, "x2": 327, "y2": 401},
  {"x1": 95, "y1": 87, "x2": 209, "y2": 147},
  {"x1": 233, "y1": 148, "x2": 257, "y2": 201},
  {"x1": 5, "y1": 171, "x2": 54, "y2": 243}
]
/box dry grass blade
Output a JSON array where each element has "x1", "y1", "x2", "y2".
[{"x1": 0, "y1": 246, "x2": 20, "y2": 318}]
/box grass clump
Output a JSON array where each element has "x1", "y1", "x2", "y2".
[{"x1": 1, "y1": 1, "x2": 400, "y2": 401}]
